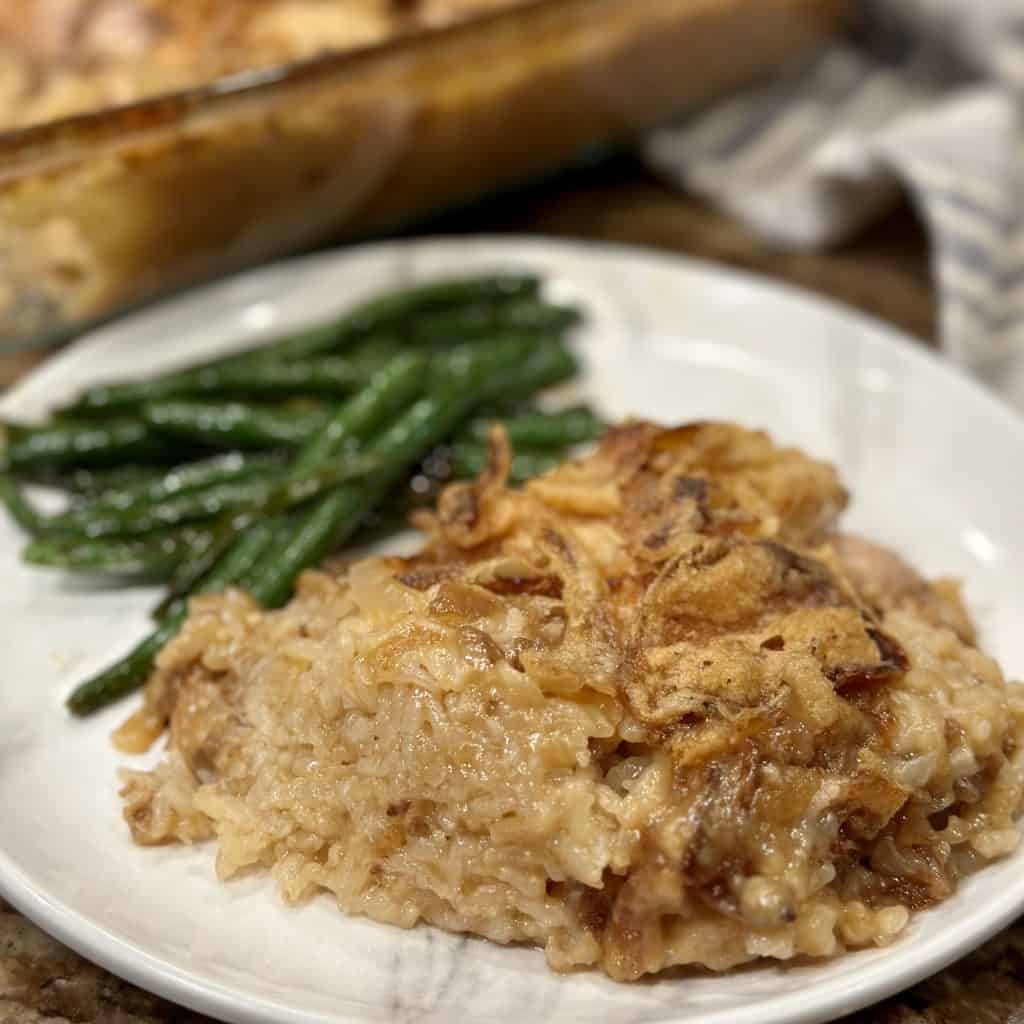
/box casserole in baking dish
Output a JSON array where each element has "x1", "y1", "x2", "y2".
[{"x1": 0, "y1": 0, "x2": 848, "y2": 346}]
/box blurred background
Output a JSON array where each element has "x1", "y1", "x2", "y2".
[{"x1": 0, "y1": 0, "x2": 1018, "y2": 401}]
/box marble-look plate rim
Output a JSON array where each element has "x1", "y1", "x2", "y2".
[{"x1": 2, "y1": 236, "x2": 1024, "y2": 1024}]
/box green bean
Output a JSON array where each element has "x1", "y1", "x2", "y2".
[
  {"x1": 448, "y1": 442, "x2": 564, "y2": 484},
  {"x1": 344, "y1": 307, "x2": 582, "y2": 376},
  {"x1": 3, "y1": 417, "x2": 176, "y2": 470},
  {"x1": 403, "y1": 300, "x2": 581, "y2": 345},
  {"x1": 292, "y1": 352, "x2": 429, "y2": 473},
  {"x1": 232, "y1": 322, "x2": 348, "y2": 366},
  {"x1": 155, "y1": 519, "x2": 281, "y2": 621},
  {"x1": 54, "y1": 465, "x2": 170, "y2": 498},
  {"x1": 143, "y1": 400, "x2": 332, "y2": 450},
  {"x1": 490, "y1": 341, "x2": 579, "y2": 406},
  {"x1": 66, "y1": 274, "x2": 543, "y2": 418},
  {"x1": 52, "y1": 451, "x2": 381, "y2": 540},
  {"x1": 1, "y1": 419, "x2": 28, "y2": 444},
  {"x1": 63, "y1": 330, "x2": 565, "y2": 717},
  {"x1": 67, "y1": 516, "x2": 291, "y2": 714},
  {"x1": 137, "y1": 333, "x2": 568, "y2": 454},
  {"x1": 247, "y1": 336, "x2": 548, "y2": 608},
  {"x1": 173, "y1": 350, "x2": 426, "y2": 559},
  {"x1": 206, "y1": 356, "x2": 367, "y2": 395},
  {"x1": 148, "y1": 357, "x2": 407, "y2": 613},
  {"x1": 195, "y1": 522, "x2": 280, "y2": 596},
  {"x1": 153, "y1": 351, "x2": 425, "y2": 610},
  {"x1": 64, "y1": 357, "x2": 368, "y2": 415},
  {"x1": 343, "y1": 312, "x2": 574, "y2": 375},
  {"x1": 66, "y1": 615, "x2": 183, "y2": 717},
  {"x1": 52, "y1": 478, "x2": 280, "y2": 540},
  {"x1": 24, "y1": 526, "x2": 215, "y2": 576},
  {"x1": 150, "y1": 581, "x2": 200, "y2": 621},
  {"x1": 462, "y1": 405, "x2": 606, "y2": 449},
  {"x1": 0, "y1": 473, "x2": 44, "y2": 534},
  {"x1": 67, "y1": 510, "x2": 298, "y2": 715},
  {"x1": 333, "y1": 273, "x2": 542, "y2": 339},
  {"x1": 68, "y1": 353, "x2": 431, "y2": 711},
  {"x1": 49, "y1": 452, "x2": 285, "y2": 527},
  {"x1": 152, "y1": 540, "x2": 228, "y2": 619},
  {"x1": 231, "y1": 274, "x2": 543, "y2": 367},
  {"x1": 246, "y1": 400, "x2": 450, "y2": 608},
  {"x1": 344, "y1": 335, "x2": 405, "y2": 373}
]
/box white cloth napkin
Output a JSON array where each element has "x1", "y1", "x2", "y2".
[{"x1": 643, "y1": 0, "x2": 1024, "y2": 401}]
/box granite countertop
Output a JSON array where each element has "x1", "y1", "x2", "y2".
[{"x1": 2, "y1": 158, "x2": 1021, "y2": 1024}]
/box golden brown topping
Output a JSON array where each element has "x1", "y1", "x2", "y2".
[
  {"x1": 120, "y1": 420, "x2": 1024, "y2": 980},
  {"x1": 0, "y1": 0, "x2": 528, "y2": 129}
]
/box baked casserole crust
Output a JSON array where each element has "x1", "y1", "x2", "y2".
[{"x1": 117, "y1": 422, "x2": 1024, "y2": 979}]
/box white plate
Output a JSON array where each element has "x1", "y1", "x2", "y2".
[{"x1": 2, "y1": 238, "x2": 1023, "y2": 1024}]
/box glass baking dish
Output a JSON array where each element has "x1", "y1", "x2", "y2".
[{"x1": 0, "y1": 0, "x2": 848, "y2": 351}]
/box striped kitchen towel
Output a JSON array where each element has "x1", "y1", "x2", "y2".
[{"x1": 643, "y1": 0, "x2": 1024, "y2": 400}]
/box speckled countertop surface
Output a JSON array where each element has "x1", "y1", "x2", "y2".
[{"x1": 3, "y1": 159, "x2": 1021, "y2": 1024}]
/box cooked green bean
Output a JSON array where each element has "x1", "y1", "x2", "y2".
[
  {"x1": 3, "y1": 417, "x2": 176, "y2": 470},
  {"x1": 233, "y1": 273, "x2": 543, "y2": 366},
  {"x1": 154, "y1": 519, "x2": 281, "y2": 622},
  {"x1": 247, "y1": 399, "x2": 452, "y2": 608},
  {"x1": 53, "y1": 465, "x2": 170, "y2": 498},
  {"x1": 64, "y1": 357, "x2": 368, "y2": 415},
  {"x1": 158, "y1": 353, "x2": 426, "y2": 600},
  {"x1": 49, "y1": 452, "x2": 285, "y2": 527},
  {"x1": 404, "y1": 300, "x2": 581, "y2": 345},
  {"x1": 136, "y1": 335, "x2": 566, "y2": 454},
  {"x1": 232, "y1": 322, "x2": 348, "y2": 366},
  {"x1": 247, "y1": 336, "x2": 548, "y2": 609},
  {"x1": 200, "y1": 356, "x2": 367, "y2": 395},
  {"x1": 448, "y1": 442, "x2": 564, "y2": 484},
  {"x1": 196, "y1": 521, "x2": 280, "y2": 596},
  {"x1": 463, "y1": 405, "x2": 606, "y2": 449},
  {"x1": 24, "y1": 526, "x2": 216, "y2": 576},
  {"x1": 69, "y1": 516, "x2": 287, "y2": 713},
  {"x1": 344, "y1": 335, "x2": 405, "y2": 373},
  {"x1": 333, "y1": 273, "x2": 542, "y2": 338},
  {"x1": 1, "y1": 419, "x2": 28, "y2": 444},
  {"x1": 66, "y1": 273, "x2": 543, "y2": 416},
  {"x1": 492, "y1": 342, "x2": 579, "y2": 406},
  {"x1": 63, "y1": 327, "x2": 344, "y2": 416},
  {"x1": 51, "y1": 451, "x2": 381, "y2": 540},
  {"x1": 66, "y1": 615, "x2": 183, "y2": 717},
  {"x1": 149, "y1": 349, "x2": 418, "y2": 601},
  {"x1": 143, "y1": 400, "x2": 332, "y2": 450},
  {"x1": 69, "y1": 352, "x2": 430, "y2": 711},
  {"x1": 292, "y1": 352, "x2": 429, "y2": 474},
  {"x1": 343, "y1": 312, "x2": 574, "y2": 374},
  {"x1": 0, "y1": 473, "x2": 44, "y2": 534},
  {"x1": 62, "y1": 277, "x2": 582, "y2": 716},
  {"x1": 54, "y1": 477, "x2": 280, "y2": 539}
]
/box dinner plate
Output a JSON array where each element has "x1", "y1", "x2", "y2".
[{"x1": 2, "y1": 238, "x2": 1023, "y2": 1024}]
